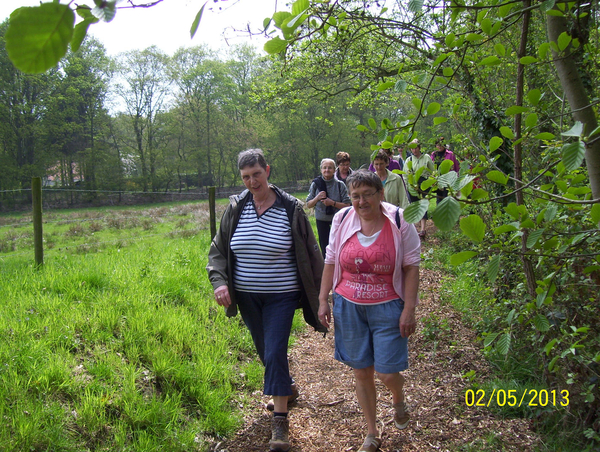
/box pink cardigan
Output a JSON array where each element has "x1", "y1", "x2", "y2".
[{"x1": 324, "y1": 203, "x2": 421, "y2": 303}]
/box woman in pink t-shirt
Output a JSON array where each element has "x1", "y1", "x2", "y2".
[{"x1": 318, "y1": 170, "x2": 421, "y2": 452}]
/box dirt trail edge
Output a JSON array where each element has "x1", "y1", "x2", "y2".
[{"x1": 212, "y1": 233, "x2": 541, "y2": 452}]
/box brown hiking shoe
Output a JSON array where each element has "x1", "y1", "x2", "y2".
[
  {"x1": 266, "y1": 383, "x2": 299, "y2": 411},
  {"x1": 393, "y1": 402, "x2": 410, "y2": 429},
  {"x1": 269, "y1": 416, "x2": 290, "y2": 452}
]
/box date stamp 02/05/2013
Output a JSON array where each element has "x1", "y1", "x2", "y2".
[{"x1": 464, "y1": 388, "x2": 570, "y2": 408}]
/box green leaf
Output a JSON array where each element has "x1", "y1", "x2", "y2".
[
  {"x1": 561, "y1": 121, "x2": 584, "y2": 137},
  {"x1": 544, "y1": 203, "x2": 558, "y2": 221},
  {"x1": 479, "y1": 55, "x2": 501, "y2": 66},
  {"x1": 368, "y1": 117, "x2": 377, "y2": 130},
  {"x1": 545, "y1": 338, "x2": 558, "y2": 355},
  {"x1": 377, "y1": 129, "x2": 389, "y2": 142},
  {"x1": 505, "y1": 106, "x2": 529, "y2": 115},
  {"x1": 526, "y1": 228, "x2": 545, "y2": 248},
  {"x1": 540, "y1": 0, "x2": 556, "y2": 13},
  {"x1": 527, "y1": 89, "x2": 542, "y2": 106},
  {"x1": 408, "y1": 0, "x2": 424, "y2": 12},
  {"x1": 291, "y1": 0, "x2": 309, "y2": 15},
  {"x1": 445, "y1": 33, "x2": 455, "y2": 47},
  {"x1": 6, "y1": 3, "x2": 75, "y2": 74},
  {"x1": 71, "y1": 16, "x2": 98, "y2": 52},
  {"x1": 487, "y1": 170, "x2": 508, "y2": 185},
  {"x1": 272, "y1": 11, "x2": 292, "y2": 28},
  {"x1": 534, "y1": 132, "x2": 555, "y2": 140},
  {"x1": 394, "y1": 80, "x2": 408, "y2": 93},
  {"x1": 557, "y1": 31, "x2": 572, "y2": 51},
  {"x1": 499, "y1": 126, "x2": 515, "y2": 139},
  {"x1": 403, "y1": 199, "x2": 430, "y2": 224},
  {"x1": 263, "y1": 17, "x2": 272, "y2": 31},
  {"x1": 443, "y1": 67, "x2": 454, "y2": 77},
  {"x1": 484, "y1": 332, "x2": 500, "y2": 347},
  {"x1": 439, "y1": 159, "x2": 455, "y2": 175},
  {"x1": 470, "y1": 188, "x2": 489, "y2": 200},
  {"x1": 525, "y1": 113, "x2": 539, "y2": 129},
  {"x1": 488, "y1": 254, "x2": 501, "y2": 282},
  {"x1": 534, "y1": 314, "x2": 550, "y2": 332},
  {"x1": 489, "y1": 136, "x2": 504, "y2": 152},
  {"x1": 426, "y1": 102, "x2": 441, "y2": 115},
  {"x1": 591, "y1": 203, "x2": 600, "y2": 224},
  {"x1": 494, "y1": 43, "x2": 506, "y2": 56},
  {"x1": 433, "y1": 53, "x2": 449, "y2": 66},
  {"x1": 460, "y1": 214, "x2": 486, "y2": 243},
  {"x1": 356, "y1": 125, "x2": 368, "y2": 132},
  {"x1": 496, "y1": 333, "x2": 511, "y2": 355},
  {"x1": 506, "y1": 308, "x2": 516, "y2": 326},
  {"x1": 434, "y1": 117, "x2": 448, "y2": 125},
  {"x1": 538, "y1": 42, "x2": 551, "y2": 59},
  {"x1": 466, "y1": 33, "x2": 483, "y2": 42},
  {"x1": 190, "y1": 1, "x2": 207, "y2": 38},
  {"x1": 92, "y1": 0, "x2": 117, "y2": 22},
  {"x1": 450, "y1": 251, "x2": 478, "y2": 266},
  {"x1": 562, "y1": 141, "x2": 586, "y2": 171},
  {"x1": 548, "y1": 356, "x2": 559, "y2": 372},
  {"x1": 264, "y1": 37, "x2": 288, "y2": 54},
  {"x1": 432, "y1": 196, "x2": 461, "y2": 231},
  {"x1": 588, "y1": 126, "x2": 600, "y2": 138},
  {"x1": 480, "y1": 18, "x2": 492, "y2": 35},
  {"x1": 411, "y1": 97, "x2": 422, "y2": 112},
  {"x1": 494, "y1": 223, "x2": 518, "y2": 234},
  {"x1": 519, "y1": 56, "x2": 538, "y2": 65},
  {"x1": 377, "y1": 81, "x2": 395, "y2": 92}
]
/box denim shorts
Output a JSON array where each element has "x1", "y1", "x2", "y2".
[{"x1": 332, "y1": 293, "x2": 408, "y2": 374}]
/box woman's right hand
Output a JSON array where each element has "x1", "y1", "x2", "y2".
[
  {"x1": 214, "y1": 285, "x2": 231, "y2": 308},
  {"x1": 318, "y1": 298, "x2": 331, "y2": 328}
]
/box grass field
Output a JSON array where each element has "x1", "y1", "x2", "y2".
[{"x1": 0, "y1": 197, "x2": 309, "y2": 451}]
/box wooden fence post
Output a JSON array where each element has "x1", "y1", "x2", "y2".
[
  {"x1": 209, "y1": 186, "x2": 216, "y2": 239},
  {"x1": 32, "y1": 177, "x2": 43, "y2": 266}
]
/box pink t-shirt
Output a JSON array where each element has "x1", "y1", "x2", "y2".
[{"x1": 335, "y1": 221, "x2": 399, "y2": 304}]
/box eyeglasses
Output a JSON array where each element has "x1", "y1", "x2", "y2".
[{"x1": 350, "y1": 191, "x2": 379, "y2": 202}]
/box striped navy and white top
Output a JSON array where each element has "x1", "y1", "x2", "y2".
[{"x1": 231, "y1": 197, "x2": 300, "y2": 293}]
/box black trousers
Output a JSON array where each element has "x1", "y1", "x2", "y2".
[{"x1": 316, "y1": 219, "x2": 332, "y2": 259}]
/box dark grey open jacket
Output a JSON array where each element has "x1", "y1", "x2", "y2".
[{"x1": 206, "y1": 185, "x2": 327, "y2": 334}]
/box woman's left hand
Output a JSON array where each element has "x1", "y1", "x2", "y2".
[
  {"x1": 323, "y1": 197, "x2": 335, "y2": 207},
  {"x1": 399, "y1": 306, "x2": 416, "y2": 338}
]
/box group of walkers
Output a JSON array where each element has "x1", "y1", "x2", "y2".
[{"x1": 206, "y1": 141, "x2": 458, "y2": 452}]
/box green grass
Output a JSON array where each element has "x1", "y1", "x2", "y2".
[{"x1": 0, "y1": 200, "x2": 309, "y2": 451}]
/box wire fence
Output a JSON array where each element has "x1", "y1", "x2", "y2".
[
  {"x1": 0, "y1": 182, "x2": 311, "y2": 213},
  {"x1": 0, "y1": 183, "x2": 312, "y2": 263}
]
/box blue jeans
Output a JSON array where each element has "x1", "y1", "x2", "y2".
[{"x1": 235, "y1": 290, "x2": 300, "y2": 396}]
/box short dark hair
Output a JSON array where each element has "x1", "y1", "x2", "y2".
[
  {"x1": 346, "y1": 169, "x2": 383, "y2": 193},
  {"x1": 374, "y1": 149, "x2": 390, "y2": 164},
  {"x1": 336, "y1": 151, "x2": 351, "y2": 165},
  {"x1": 237, "y1": 149, "x2": 267, "y2": 170}
]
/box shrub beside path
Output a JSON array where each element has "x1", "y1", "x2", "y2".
[{"x1": 212, "y1": 233, "x2": 541, "y2": 452}]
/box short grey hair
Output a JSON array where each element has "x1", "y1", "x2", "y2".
[
  {"x1": 238, "y1": 149, "x2": 267, "y2": 170},
  {"x1": 345, "y1": 169, "x2": 383, "y2": 193},
  {"x1": 320, "y1": 158, "x2": 336, "y2": 169}
]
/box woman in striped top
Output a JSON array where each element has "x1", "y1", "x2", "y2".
[{"x1": 207, "y1": 149, "x2": 325, "y2": 452}]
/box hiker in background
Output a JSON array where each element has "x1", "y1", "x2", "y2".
[
  {"x1": 368, "y1": 147, "x2": 402, "y2": 172},
  {"x1": 207, "y1": 149, "x2": 326, "y2": 452},
  {"x1": 405, "y1": 139, "x2": 434, "y2": 238},
  {"x1": 431, "y1": 137, "x2": 459, "y2": 206},
  {"x1": 372, "y1": 149, "x2": 408, "y2": 209},
  {"x1": 306, "y1": 158, "x2": 351, "y2": 258},
  {"x1": 318, "y1": 170, "x2": 420, "y2": 452},
  {"x1": 335, "y1": 151, "x2": 353, "y2": 183}
]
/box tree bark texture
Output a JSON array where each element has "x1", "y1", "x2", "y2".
[{"x1": 547, "y1": 13, "x2": 600, "y2": 201}]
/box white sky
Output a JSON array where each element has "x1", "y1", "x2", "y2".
[{"x1": 1, "y1": 0, "x2": 278, "y2": 56}]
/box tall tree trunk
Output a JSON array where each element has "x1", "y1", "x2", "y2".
[
  {"x1": 547, "y1": 12, "x2": 600, "y2": 201},
  {"x1": 515, "y1": 0, "x2": 537, "y2": 297}
]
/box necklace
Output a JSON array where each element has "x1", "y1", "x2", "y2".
[
  {"x1": 362, "y1": 218, "x2": 382, "y2": 236},
  {"x1": 254, "y1": 192, "x2": 272, "y2": 211}
]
